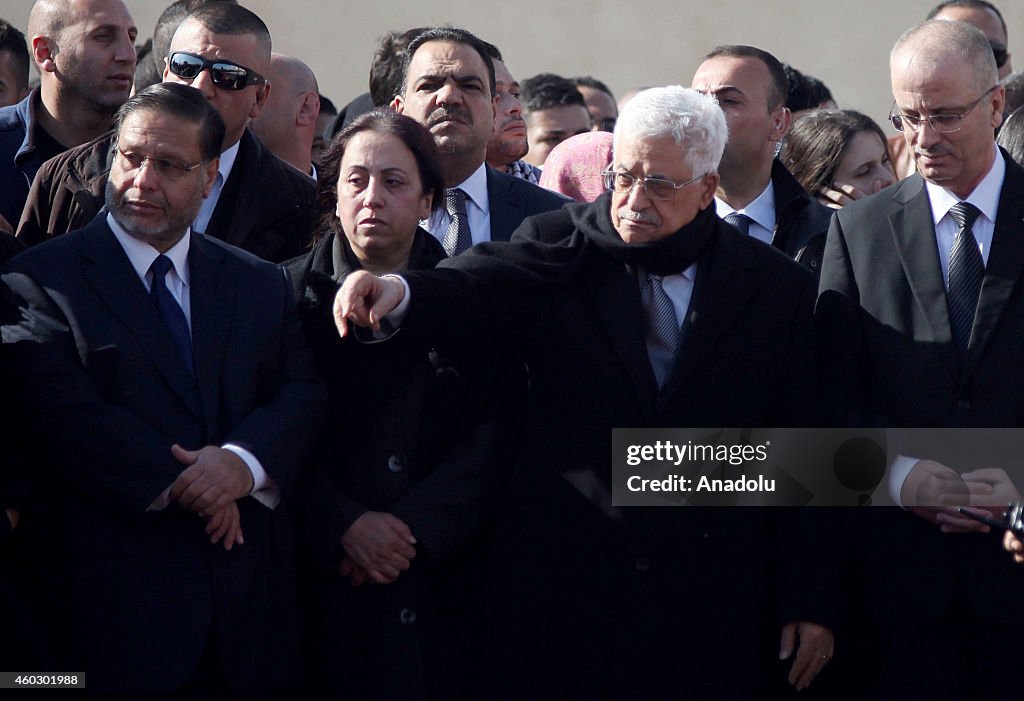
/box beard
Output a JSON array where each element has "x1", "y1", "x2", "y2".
[
  {"x1": 486, "y1": 132, "x2": 529, "y2": 166},
  {"x1": 104, "y1": 178, "x2": 205, "y2": 248}
]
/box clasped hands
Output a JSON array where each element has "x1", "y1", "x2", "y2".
[
  {"x1": 339, "y1": 511, "x2": 417, "y2": 586},
  {"x1": 901, "y1": 460, "x2": 1021, "y2": 533},
  {"x1": 167, "y1": 444, "x2": 253, "y2": 551}
]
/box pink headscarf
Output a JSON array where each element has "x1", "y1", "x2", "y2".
[{"x1": 538, "y1": 131, "x2": 614, "y2": 203}]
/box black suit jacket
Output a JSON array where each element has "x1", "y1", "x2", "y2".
[
  {"x1": 0, "y1": 215, "x2": 326, "y2": 693},
  {"x1": 770, "y1": 159, "x2": 834, "y2": 274},
  {"x1": 405, "y1": 200, "x2": 835, "y2": 698},
  {"x1": 17, "y1": 129, "x2": 317, "y2": 263},
  {"x1": 817, "y1": 150, "x2": 1024, "y2": 625},
  {"x1": 484, "y1": 165, "x2": 569, "y2": 241}
]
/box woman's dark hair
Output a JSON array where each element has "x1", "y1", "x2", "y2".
[
  {"x1": 780, "y1": 109, "x2": 890, "y2": 195},
  {"x1": 313, "y1": 108, "x2": 445, "y2": 245},
  {"x1": 997, "y1": 106, "x2": 1024, "y2": 167}
]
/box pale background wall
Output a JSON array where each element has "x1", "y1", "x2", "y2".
[{"x1": 4, "y1": 0, "x2": 1023, "y2": 132}]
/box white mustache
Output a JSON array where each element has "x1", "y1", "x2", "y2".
[{"x1": 617, "y1": 208, "x2": 660, "y2": 225}]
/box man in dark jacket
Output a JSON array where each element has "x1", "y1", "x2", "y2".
[
  {"x1": 0, "y1": 0, "x2": 137, "y2": 232},
  {"x1": 391, "y1": 27, "x2": 568, "y2": 252},
  {"x1": 337, "y1": 86, "x2": 836, "y2": 699},
  {"x1": 692, "y1": 45, "x2": 833, "y2": 273},
  {"x1": 17, "y1": 3, "x2": 316, "y2": 263}
]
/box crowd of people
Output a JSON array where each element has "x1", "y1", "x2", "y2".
[{"x1": 1, "y1": 0, "x2": 1024, "y2": 698}]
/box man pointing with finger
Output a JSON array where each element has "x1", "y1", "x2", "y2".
[{"x1": 335, "y1": 86, "x2": 836, "y2": 698}]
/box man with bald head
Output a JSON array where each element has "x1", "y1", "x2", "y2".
[
  {"x1": 891, "y1": 0, "x2": 1012, "y2": 178},
  {"x1": 930, "y1": 0, "x2": 1012, "y2": 79},
  {"x1": 251, "y1": 53, "x2": 320, "y2": 178},
  {"x1": 819, "y1": 19, "x2": 1024, "y2": 698},
  {"x1": 0, "y1": 0, "x2": 136, "y2": 235},
  {"x1": 18, "y1": 2, "x2": 317, "y2": 263}
]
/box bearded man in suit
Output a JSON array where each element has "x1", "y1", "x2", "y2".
[{"x1": 1, "y1": 82, "x2": 324, "y2": 698}]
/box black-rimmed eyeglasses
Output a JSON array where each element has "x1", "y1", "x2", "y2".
[
  {"x1": 889, "y1": 85, "x2": 999, "y2": 134},
  {"x1": 167, "y1": 52, "x2": 267, "y2": 91}
]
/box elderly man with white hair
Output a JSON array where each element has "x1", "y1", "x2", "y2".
[{"x1": 336, "y1": 85, "x2": 836, "y2": 698}]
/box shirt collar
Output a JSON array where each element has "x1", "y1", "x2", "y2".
[
  {"x1": 714, "y1": 179, "x2": 776, "y2": 232},
  {"x1": 925, "y1": 146, "x2": 1004, "y2": 226},
  {"x1": 106, "y1": 212, "x2": 191, "y2": 287},
  {"x1": 451, "y1": 162, "x2": 490, "y2": 214}
]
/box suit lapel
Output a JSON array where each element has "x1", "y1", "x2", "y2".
[
  {"x1": 81, "y1": 218, "x2": 203, "y2": 418},
  {"x1": 188, "y1": 233, "x2": 234, "y2": 438},
  {"x1": 964, "y1": 158, "x2": 1024, "y2": 377},
  {"x1": 888, "y1": 176, "x2": 956, "y2": 352},
  {"x1": 665, "y1": 232, "x2": 758, "y2": 403},
  {"x1": 486, "y1": 167, "x2": 522, "y2": 242},
  {"x1": 207, "y1": 130, "x2": 255, "y2": 249},
  {"x1": 585, "y1": 254, "x2": 658, "y2": 408}
]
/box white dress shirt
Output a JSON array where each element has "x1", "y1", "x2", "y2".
[
  {"x1": 424, "y1": 162, "x2": 493, "y2": 244},
  {"x1": 889, "y1": 147, "x2": 1004, "y2": 506},
  {"x1": 716, "y1": 181, "x2": 776, "y2": 245},
  {"x1": 106, "y1": 213, "x2": 277, "y2": 509},
  {"x1": 639, "y1": 264, "x2": 697, "y2": 329}
]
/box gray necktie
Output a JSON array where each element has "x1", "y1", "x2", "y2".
[
  {"x1": 724, "y1": 212, "x2": 753, "y2": 236},
  {"x1": 946, "y1": 201, "x2": 984, "y2": 359},
  {"x1": 443, "y1": 188, "x2": 472, "y2": 256},
  {"x1": 641, "y1": 273, "x2": 680, "y2": 388}
]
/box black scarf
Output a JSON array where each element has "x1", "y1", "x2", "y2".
[{"x1": 575, "y1": 191, "x2": 718, "y2": 276}]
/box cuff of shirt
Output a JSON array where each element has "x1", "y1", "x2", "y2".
[
  {"x1": 223, "y1": 444, "x2": 279, "y2": 509},
  {"x1": 382, "y1": 274, "x2": 410, "y2": 327},
  {"x1": 889, "y1": 455, "x2": 920, "y2": 509},
  {"x1": 146, "y1": 446, "x2": 280, "y2": 511}
]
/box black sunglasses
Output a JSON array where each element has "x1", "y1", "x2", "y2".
[
  {"x1": 991, "y1": 43, "x2": 1009, "y2": 69},
  {"x1": 167, "y1": 51, "x2": 267, "y2": 91}
]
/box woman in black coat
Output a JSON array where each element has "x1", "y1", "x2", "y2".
[{"x1": 287, "y1": 110, "x2": 525, "y2": 700}]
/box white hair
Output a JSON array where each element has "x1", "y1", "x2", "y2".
[{"x1": 613, "y1": 85, "x2": 727, "y2": 176}]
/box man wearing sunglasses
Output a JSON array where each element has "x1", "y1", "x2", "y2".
[
  {"x1": 818, "y1": 19, "x2": 1024, "y2": 699},
  {"x1": 929, "y1": 0, "x2": 1012, "y2": 80},
  {"x1": 17, "y1": 3, "x2": 317, "y2": 264}
]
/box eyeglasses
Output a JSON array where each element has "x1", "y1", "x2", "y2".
[
  {"x1": 116, "y1": 148, "x2": 207, "y2": 179},
  {"x1": 167, "y1": 51, "x2": 267, "y2": 91},
  {"x1": 889, "y1": 85, "x2": 999, "y2": 134},
  {"x1": 602, "y1": 169, "x2": 704, "y2": 201},
  {"x1": 991, "y1": 43, "x2": 1009, "y2": 69}
]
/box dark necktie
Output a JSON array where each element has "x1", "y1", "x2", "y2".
[
  {"x1": 149, "y1": 255, "x2": 194, "y2": 376},
  {"x1": 443, "y1": 188, "x2": 473, "y2": 256},
  {"x1": 946, "y1": 201, "x2": 984, "y2": 359},
  {"x1": 641, "y1": 273, "x2": 680, "y2": 389},
  {"x1": 724, "y1": 212, "x2": 753, "y2": 236}
]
